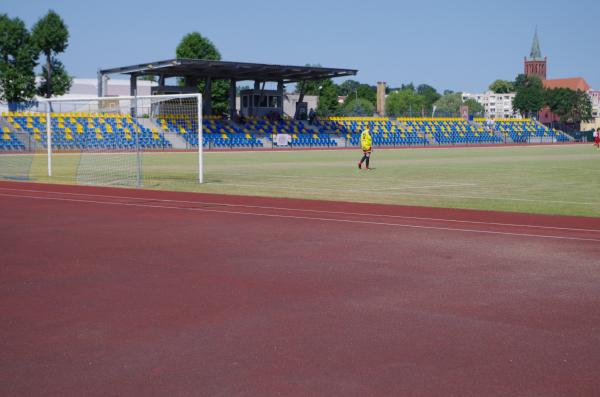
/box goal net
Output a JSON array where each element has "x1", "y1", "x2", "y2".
[
  {"x1": 1, "y1": 94, "x2": 203, "y2": 187},
  {"x1": 0, "y1": 104, "x2": 44, "y2": 181}
]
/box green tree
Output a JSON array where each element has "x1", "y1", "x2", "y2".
[
  {"x1": 176, "y1": 32, "x2": 228, "y2": 114},
  {"x1": 37, "y1": 57, "x2": 71, "y2": 97},
  {"x1": 401, "y1": 82, "x2": 415, "y2": 92},
  {"x1": 545, "y1": 88, "x2": 593, "y2": 124},
  {"x1": 489, "y1": 79, "x2": 515, "y2": 93},
  {"x1": 0, "y1": 14, "x2": 38, "y2": 107},
  {"x1": 296, "y1": 65, "x2": 330, "y2": 96},
  {"x1": 337, "y1": 80, "x2": 360, "y2": 96},
  {"x1": 433, "y1": 92, "x2": 463, "y2": 116},
  {"x1": 315, "y1": 79, "x2": 339, "y2": 117},
  {"x1": 340, "y1": 98, "x2": 375, "y2": 116},
  {"x1": 417, "y1": 84, "x2": 441, "y2": 113},
  {"x1": 385, "y1": 89, "x2": 425, "y2": 116},
  {"x1": 512, "y1": 75, "x2": 544, "y2": 117},
  {"x1": 356, "y1": 84, "x2": 376, "y2": 105},
  {"x1": 31, "y1": 10, "x2": 70, "y2": 98},
  {"x1": 176, "y1": 32, "x2": 220, "y2": 60},
  {"x1": 463, "y1": 98, "x2": 485, "y2": 117},
  {"x1": 513, "y1": 74, "x2": 528, "y2": 89},
  {"x1": 336, "y1": 81, "x2": 376, "y2": 106},
  {"x1": 293, "y1": 64, "x2": 341, "y2": 117}
]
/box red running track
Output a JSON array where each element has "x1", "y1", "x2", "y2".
[{"x1": 1, "y1": 181, "x2": 600, "y2": 396}]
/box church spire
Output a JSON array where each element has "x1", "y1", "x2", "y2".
[{"x1": 529, "y1": 28, "x2": 542, "y2": 61}]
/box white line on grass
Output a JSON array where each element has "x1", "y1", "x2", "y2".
[
  {"x1": 7, "y1": 143, "x2": 585, "y2": 159},
  {"x1": 208, "y1": 182, "x2": 598, "y2": 206},
  {"x1": 212, "y1": 182, "x2": 479, "y2": 193}
]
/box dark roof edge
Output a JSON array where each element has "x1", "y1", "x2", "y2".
[{"x1": 99, "y1": 58, "x2": 357, "y2": 78}]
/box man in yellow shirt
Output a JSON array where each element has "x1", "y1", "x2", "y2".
[{"x1": 358, "y1": 127, "x2": 372, "y2": 170}]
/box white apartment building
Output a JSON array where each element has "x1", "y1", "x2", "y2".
[
  {"x1": 462, "y1": 91, "x2": 517, "y2": 119},
  {"x1": 581, "y1": 90, "x2": 600, "y2": 131}
]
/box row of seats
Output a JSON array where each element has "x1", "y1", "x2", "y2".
[
  {"x1": 4, "y1": 112, "x2": 171, "y2": 149},
  {"x1": 331, "y1": 117, "x2": 569, "y2": 144},
  {"x1": 0, "y1": 130, "x2": 26, "y2": 151},
  {"x1": 473, "y1": 118, "x2": 569, "y2": 142},
  {"x1": 0, "y1": 112, "x2": 571, "y2": 150},
  {"x1": 266, "y1": 133, "x2": 338, "y2": 147},
  {"x1": 160, "y1": 116, "x2": 329, "y2": 148},
  {"x1": 347, "y1": 133, "x2": 429, "y2": 146}
]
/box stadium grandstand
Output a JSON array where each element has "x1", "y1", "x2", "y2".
[
  {"x1": 0, "y1": 112, "x2": 571, "y2": 152},
  {"x1": 1, "y1": 109, "x2": 573, "y2": 153},
  {"x1": 0, "y1": 58, "x2": 573, "y2": 154}
]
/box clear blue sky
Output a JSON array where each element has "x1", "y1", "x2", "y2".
[{"x1": 4, "y1": 0, "x2": 599, "y2": 92}]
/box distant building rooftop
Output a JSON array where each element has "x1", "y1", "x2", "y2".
[{"x1": 543, "y1": 78, "x2": 590, "y2": 91}]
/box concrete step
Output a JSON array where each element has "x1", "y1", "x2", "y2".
[{"x1": 143, "y1": 118, "x2": 190, "y2": 149}]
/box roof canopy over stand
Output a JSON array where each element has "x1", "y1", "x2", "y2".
[{"x1": 98, "y1": 58, "x2": 357, "y2": 117}]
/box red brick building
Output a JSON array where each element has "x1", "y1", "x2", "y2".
[
  {"x1": 539, "y1": 78, "x2": 590, "y2": 123},
  {"x1": 523, "y1": 31, "x2": 591, "y2": 125}
]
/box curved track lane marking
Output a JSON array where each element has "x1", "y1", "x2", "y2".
[
  {"x1": 1, "y1": 192, "x2": 599, "y2": 243},
  {"x1": 0, "y1": 186, "x2": 598, "y2": 233}
]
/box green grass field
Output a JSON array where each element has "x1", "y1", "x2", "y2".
[{"x1": 9, "y1": 144, "x2": 600, "y2": 217}]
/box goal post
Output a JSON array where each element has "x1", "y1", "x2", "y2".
[{"x1": 37, "y1": 93, "x2": 203, "y2": 186}]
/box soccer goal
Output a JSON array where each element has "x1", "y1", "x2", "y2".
[{"x1": 34, "y1": 93, "x2": 203, "y2": 187}]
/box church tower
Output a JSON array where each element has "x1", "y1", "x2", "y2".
[{"x1": 524, "y1": 29, "x2": 547, "y2": 80}]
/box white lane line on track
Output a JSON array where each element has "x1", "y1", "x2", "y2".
[
  {"x1": 1, "y1": 192, "x2": 599, "y2": 243},
  {"x1": 0, "y1": 186, "x2": 598, "y2": 233}
]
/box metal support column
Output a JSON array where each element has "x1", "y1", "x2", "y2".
[
  {"x1": 97, "y1": 70, "x2": 103, "y2": 97},
  {"x1": 130, "y1": 74, "x2": 138, "y2": 117},
  {"x1": 277, "y1": 81, "x2": 284, "y2": 116},
  {"x1": 229, "y1": 79, "x2": 237, "y2": 118},
  {"x1": 204, "y1": 77, "x2": 212, "y2": 115}
]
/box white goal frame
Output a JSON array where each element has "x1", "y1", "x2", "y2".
[{"x1": 38, "y1": 93, "x2": 204, "y2": 183}]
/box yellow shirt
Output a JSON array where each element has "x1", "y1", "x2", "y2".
[{"x1": 360, "y1": 130, "x2": 372, "y2": 151}]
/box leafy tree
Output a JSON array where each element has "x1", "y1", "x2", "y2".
[
  {"x1": 0, "y1": 14, "x2": 38, "y2": 106},
  {"x1": 545, "y1": 88, "x2": 592, "y2": 124},
  {"x1": 417, "y1": 84, "x2": 441, "y2": 112},
  {"x1": 512, "y1": 75, "x2": 544, "y2": 117},
  {"x1": 463, "y1": 98, "x2": 485, "y2": 117},
  {"x1": 37, "y1": 57, "x2": 71, "y2": 97},
  {"x1": 295, "y1": 65, "x2": 333, "y2": 97},
  {"x1": 293, "y1": 64, "x2": 341, "y2": 116},
  {"x1": 315, "y1": 79, "x2": 339, "y2": 117},
  {"x1": 513, "y1": 74, "x2": 528, "y2": 90},
  {"x1": 385, "y1": 89, "x2": 425, "y2": 116},
  {"x1": 31, "y1": 10, "x2": 70, "y2": 98},
  {"x1": 571, "y1": 90, "x2": 593, "y2": 123},
  {"x1": 337, "y1": 80, "x2": 360, "y2": 96},
  {"x1": 176, "y1": 32, "x2": 220, "y2": 60},
  {"x1": 433, "y1": 92, "x2": 463, "y2": 116},
  {"x1": 176, "y1": 32, "x2": 228, "y2": 114},
  {"x1": 489, "y1": 79, "x2": 515, "y2": 93},
  {"x1": 340, "y1": 98, "x2": 375, "y2": 116},
  {"x1": 443, "y1": 89, "x2": 454, "y2": 95},
  {"x1": 356, "y1": 84, "x2": 376, "y2": 105}
]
